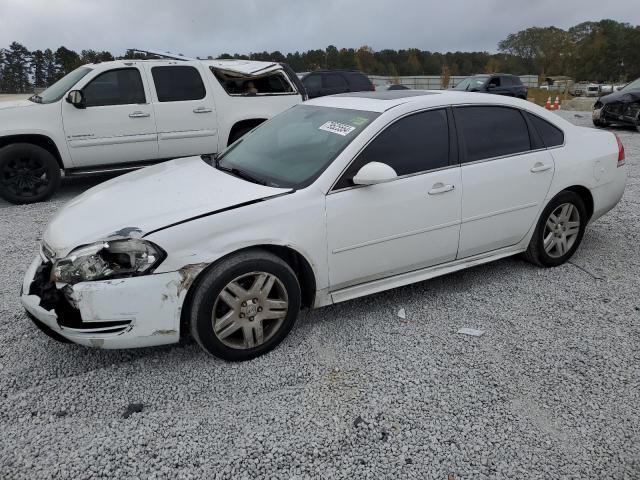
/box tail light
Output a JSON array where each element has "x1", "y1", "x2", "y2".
[{"x1": 615, "y1": 134, "x2": 625, "y2": 167}]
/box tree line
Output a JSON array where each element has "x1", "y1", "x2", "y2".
[{"x1": 1, "y1": 19, "x2": 638, "y2": 94}]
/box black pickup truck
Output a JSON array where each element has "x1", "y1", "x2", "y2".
[{"x1": 453, "y1": 74, "x2": 528, "y2": 99}]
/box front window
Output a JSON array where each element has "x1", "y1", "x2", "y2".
[
  {"x1": 453, "y1": 76, "x2": 488, "y2": 91},
  {"x1": 30, "y1": 67, "x2": 92, "y2": 104},
  {"x1": 622, "y1": 78, "x2": 640, "y2": 91},
  {"x1": 216, "y1": 105, "x2": 379, "y2": 188}
]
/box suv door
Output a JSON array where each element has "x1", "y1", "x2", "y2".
[
  {"x1": 62, "y1": 67, "x2": 158, "y2": 167},
  {"x1": 453, "y1": 106, "x2": 555, "y2": 258},
  {"x1": 146, "y1": 63, "x2": 219, "y2": 158},
  {"x1": 326, "y1": 109, "x2": 461, "y2": 290}
]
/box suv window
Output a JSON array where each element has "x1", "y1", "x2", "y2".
[
  {"x1": 302, "y1": 74, "x2": 321, "y2": 90},
  {"x1": 323, "y1": 73, "x2": 347, "y2": 89},
  {"x1": 151, "y1": 66, "x2": 206, "y2": 102},
  {"x1": 334, "y1": 109, "x2": 450, "y2": 190},
  {"x1": 345, "y1": 72, "x2": 371, "y2": 87},
  {"x1": 527, "y1": 113, "x2": 564, "y2": 148},
  {"x1": 510, "y1": 75, "x2": 523, "y2": 85},
  {"x1": 83, "y1": 68, "x2": 145, "y2": 107},
  {"x1": 454, "y1": 106, "x2": 531, "y2": 162},
  {"x1": 212, "y1": 69, "x2": 294, "y2": 96},
  {"x1": 501, "y1": 76, "x2": 513, "y2": 86},
  {"x1": 487, "y1": 76, "x2": 501, "y2": 88}
]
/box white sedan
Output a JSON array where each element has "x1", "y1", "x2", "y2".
[{"x1": 21, "y1": 90, "x2": 627, "y2": 361}]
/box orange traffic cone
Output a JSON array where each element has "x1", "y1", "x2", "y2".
[
  {"x1": 554, "y1": 96, "x2": 560, "y2": 110},
  {"x1": 545, "y1": 97, "x2": 552, "y2": 110}
]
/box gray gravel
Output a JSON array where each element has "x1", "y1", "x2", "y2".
[{"x1": 1, "y1": 112, "x2": 639, "y2": 479}]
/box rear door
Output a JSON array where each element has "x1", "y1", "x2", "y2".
[
  {"x1": 62, "y1": 67, "x2": 158, "y2": 167},
  {"x1": 145, "y1": 63, "x2": 219, "y2": 158},
  {"x1": 453, "y1": 105, "x2": 555, "y2": 258}
]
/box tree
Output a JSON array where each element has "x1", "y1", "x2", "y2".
[
  {"x1": 498, "y1": 26, "x2": 570, "y2": 76},
  {"x1": 440, "y1": 64, "x2": 451, "y2": 89},
  {"x1": 1, "y1": 42, "x2": 32, "y2": 93},
  {"x1": 31, "y1": 49, "x2": 46, "y2": 89},
  {"x1": 43, "y1": 49, "x2": 57, "y2": 86},
  {"x1": 55, "y1": 46, "x2": 81, "y2": 78},
  {"x1": 484, "y1": 57, "x2": 502, "y2": 74},
  {"x1": 355, "y1": 45, "x2": 377, "y2": 73}
]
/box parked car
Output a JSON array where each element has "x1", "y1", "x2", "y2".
[
  {"x1": 301, "y1": 70, "x2": 374, "y2": 98},
  {"x1": 0, "y1": 52, "x2": 305, "y2": 204},
  {"x1": 592, "y1": 77, "x2": 640, "y2": 131},
  {"x1": 453, "y1": 74, "x2": 528, "y2": 99},
  {"x1": 22, "y1": 90, "x2": 626, "y2": 360}
]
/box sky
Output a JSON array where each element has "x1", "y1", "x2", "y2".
[{"x1": 0, "y1": 0, "x2": 638, "y2": 57}]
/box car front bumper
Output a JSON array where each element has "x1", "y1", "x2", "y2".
[{"x1": 20, "y1": 255, "x2": 189, "y2": 349}]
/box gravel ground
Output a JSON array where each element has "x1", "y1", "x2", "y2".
[{"x1": 0, "y1": 111, "x2": 638, "y2": 479}]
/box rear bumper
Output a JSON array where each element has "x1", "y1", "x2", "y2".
[
  {"x1": 590, "y1": 165, "x2": 627, "y2": 222},
  {"x1": 21, "y1": 255, "x2": 186, "y2": 349}
]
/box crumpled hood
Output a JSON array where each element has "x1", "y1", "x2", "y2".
[
  {"x1": 0, "y1": 99, "x2": 36, "y2": 111},
  {"x1": 44, "y1": 156, "x2": 290, "y2": 256},
  {"x1": 598, "y1": 88, "x2": 640, "y2": 105}
]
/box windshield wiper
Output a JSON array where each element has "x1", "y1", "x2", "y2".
[{"x1": 214, "y1": 157, "x2": 267, "y2": 186}]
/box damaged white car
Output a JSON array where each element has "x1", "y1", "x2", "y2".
[{"x1": 21, "y1": 91, "x2": 626, "y2": 361}]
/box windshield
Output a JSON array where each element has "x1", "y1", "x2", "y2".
[
  {"x1": 622, "y1": 78, "x2": 640, "y2": 91},
  {"x1": 31, "y1": 67, "x2": 92, "y2": 104},
  {"x1": 216, "y1": 104, "x2": 379, "y2": 188},
  {"x1": 453, "y1": 76, "x2": 488, "y2": 91}
]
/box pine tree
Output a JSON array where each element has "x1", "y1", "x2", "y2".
[
  {"x1": 31, "y1": 49, "x2": 47, "y2": 89},
  {"x1": 43, "y1": 49, "x2": 57, "y2": 86},
  {"x1": 2, "y1": 42, "x2": 32, "y2": 93}
]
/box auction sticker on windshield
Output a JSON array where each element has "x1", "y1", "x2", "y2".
[{"x1": 319, "y1": 121, "x2": 356, "y2": 136}]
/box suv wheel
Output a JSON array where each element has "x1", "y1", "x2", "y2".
[
  {"x1": 523, "y1": 191, "x2": 587, "y2": 267},
  {"x1": 189, "y1": 249, "x2": 301, "y2": 361},
  {"x1": 0, "y1": 143, "x2": 61, "y2": 204}
]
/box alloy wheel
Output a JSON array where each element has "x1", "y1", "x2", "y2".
[
  {"x1": 211, "y1": 271, "x2": 289, "y2": 349},
  {"x1": 1, "y1": 156, "x2": 50, "y2": 198},
  {"x1": 543, "y1": 202, "x2": 581, "y2": 258}
]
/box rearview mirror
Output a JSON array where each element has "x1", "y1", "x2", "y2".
[
  {"x1": 352, "y1": 162, "x2": 398, "y2": 186},
  {"x1": 66, "y1": 90, "x2": 85, "y2": 109}
]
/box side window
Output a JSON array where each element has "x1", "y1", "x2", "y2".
[
  {"x1": 213, "y1": 69, "x2": 294, "y2": 95},
  {"x1": 151, "y1": 66, "x2": 206, "y2": 102},
  {"x1": 334, "y1": 109, "x2": 450, "y2": 190},
  {"x1": 487, "y1": 76, "x2": 501, "y2": 88},
  {"x1": 345, "y1": 72, "x2": 370, "y2": 88},
  {"x1": 527, "y1": 113, "x2": 564, "y2": 148},
  {"x1": 454, "y1": 106, "x2": 531, "y2": 163},
  {"x1": 303, "y1": 74, "x2": 321, "y2": 90},
  {"x1": 502, "y1": 76, "x2": 513, "y2": 86},
  {"x1": 83, "y1": 68, "x2": 145, "y2": 107},
  {"x1": 323, "y1": 74, "x2": 347, "y2": 89}
]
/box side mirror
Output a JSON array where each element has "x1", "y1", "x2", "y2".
[
  {"x1": 66, "y1": 90, "x2": 85, "y2": 109},
  {"x1": 352, "y1": 162, "x2": 398, "y2": 186}
]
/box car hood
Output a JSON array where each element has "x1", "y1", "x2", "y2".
[
  {"x1": 44, "y1": 156, "x2": 291, "y2": 256},
  {"x1": 0, "y1": 99, "x2": 36, "y2": 111},
  {"x1": 598, "y1": 88, "x2": 640, "y2": 105}
]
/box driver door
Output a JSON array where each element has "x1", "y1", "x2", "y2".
[
  {"x1": 62, "y1": 67, "x2": 158, "y2": 167},
  {"x1": 325, "y1": 109, "x2": 462, "y2": 290}
]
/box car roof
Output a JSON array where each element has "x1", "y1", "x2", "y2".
[{"x1": 305, "y1": 90, "x2": 538, "y2": 113}]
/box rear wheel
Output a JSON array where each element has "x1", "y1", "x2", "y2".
[
  {"x1": 0, "y1": 143, "x2": 61, "y2": 204},
  {"x1": 189, "y1": 249, "x2": 301, "y2": 361},
  {"x1": 523, "y1": 191, "x2": 587, "y2": 267}
]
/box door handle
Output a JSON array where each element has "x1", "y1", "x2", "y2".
[
  {"x1": 129, "y1": 111, "x2": 150, "y2": 118},
  {"x1": 530, "y1": 162, "x2": 552, "y2": 173},
  {"x1": 193, "y1": 107, "x2": 213, "y2": 113},
  {"x1": 428, "y1": 183, "x2": 455, "y2": 195}
]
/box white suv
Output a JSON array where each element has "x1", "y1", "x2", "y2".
[{"x1": 0, "y1": 53, "x2": 305, "y2": 204}]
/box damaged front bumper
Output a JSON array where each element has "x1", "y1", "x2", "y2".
[{"x1": 20, "y1": 255, "x2": 189, "y2": 349}]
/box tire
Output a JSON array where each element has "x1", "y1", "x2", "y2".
[
  {"x1": 228, "y1": 125, "x2": 257, "y2": 145},
  {"x1": 523, "y1": 191, "x2": 587, "y2": 267},
  {"x1": 0, "y1": 143, "x2": 61, "y2": 204},
  {"x1": 189, "y1": 249, "x2": 301, "y2": 361}
]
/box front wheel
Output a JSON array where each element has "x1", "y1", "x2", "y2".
[
  {"x1": 523, "y1": 191, "x2": 587, "y2": 267},
  {"x1": 0, "y1": 143, "x2": 61, "y2": 204},
  {"x1": 189, "y1": 249, "x2": 301, "y2": 361}
]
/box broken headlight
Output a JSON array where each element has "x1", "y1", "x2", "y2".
[{"x1": 50, "y1": 239, "x2": 165, "y2": 284}]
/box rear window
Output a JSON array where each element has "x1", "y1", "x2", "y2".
[
  {"x1": 527, "y1": 113, "x2": 564, "y2": 148},
  {"x1": 213, "y1": 69, "x2": 294, "y2": 96},
  {"x1": 510, "y1": 76, "x2": 523, "y2": 85},
  {"x1": 302, "y1": 74, "x2": 321, "y2": 90},
  {"x1": 454, "y1": 106, "x2": 531, "y2": 162},
  {"x1": 151, "y1": 66, "x2": 206, "y2": 102},
  {"x1": 345, "y1": 72, "x2": 371, "y2": 87}
]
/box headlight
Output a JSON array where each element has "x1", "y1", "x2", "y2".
[{"x1": 50, "y1": 239, "x2": 165, "y2": 284}]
